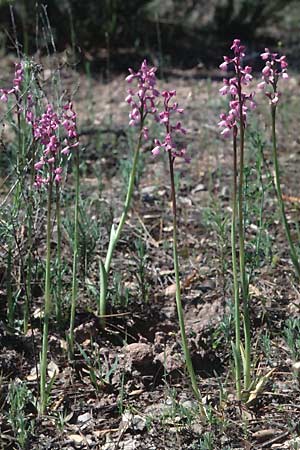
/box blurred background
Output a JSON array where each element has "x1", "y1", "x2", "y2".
[{"x1": 0, "y1": 0, "x2": 299, "y2": 73}]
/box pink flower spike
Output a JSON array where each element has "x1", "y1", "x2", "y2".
[
  {"x1": 125, "y1": 59, "x2": 159, "y2": 127},
  {"x1": 218, "y1": 39, "x2": 255, "y2": 138}
]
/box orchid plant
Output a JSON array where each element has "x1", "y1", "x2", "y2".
[
  {"x1": 33, "y1": 100, "x2": 79, "y2": 413},
  {"x1": 258, "y1": 49, "x2": 300, "y2": 279},
  {"x1": 0, "y1": 61, "x2": 33, "y2": 332},
  {"x1": 1, "y1": 59, "x2": 80, "y2": 414},
  {"x1": 99, "y1": 60, "x2": 159, "y2": 325},
  {"x1": 219, "y1": 39, "x2": 256, "y2": 399},
  {"x1": 2, "y1": 43, "x2": 297, "y2": 425},
  {"x1": 152, "y1": 90, "x2": 206, "y2": 417}
]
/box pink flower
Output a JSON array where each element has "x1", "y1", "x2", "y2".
[
  {"x1": 262, "y1": 65, "x2": 271, "y2": 77},
  {"x1": 219, "y1": 62, "x2": 228, "y2": 71},
  {"x1": 34, "y1": 159, "x2": 45, "y2": 170},
  {"x1": 125, "y1": 60, "x2": 159, "y2": 137},
  {"x1": 0, "y1": 91, "x2": 8, "y2": 102},
  {"x1": 260, "y1": 49, "x2": 270, "y2": 60},
  {"x1": 259, "y1": 49, "x2": 288, "y2": 105},
  {"x1": 0, "y1": 62, "x2": 24, "y2": 103},
  {"x1": 33, "y1": 100, "x2": 79, "y2": 187},
  {"x1": 151, "y1": 90, "x2": 189, "y2": 162},
  {"x1": 218, "y1": 39, "x2": 255, "y2": 138},
  {"x1": 258, "y1": 81, "x2": 266, "y2": 90}
]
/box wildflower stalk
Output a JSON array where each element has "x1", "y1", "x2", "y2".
[
  {"x1": 40, "y1": 178, "x2": 53, "y2": 416},
  {"x1": 271, "y1": 105, "x2": 300, "y2": 278},
  {"x1": 55, "y1": 183, "x2": 63, "y2": 326},
  {"x1": 168, "y1": 150, "x2": 206, "y2": 418},
  {"x1": 17, "y1": 93, "x2": 31, "y2": 332},
  {"x1": 259, "y1": 49, "x2": 300, "y2": 279},
  {"x1": 219, "y1": 39, "x2": 256, "y2": 398},
  {"x1": 69, "y1": 145, "x2": 80, "y2": 360},
  {"x1": 99, "y1": 127, "x2": 142, "y2": 324},
  {"x1": 231, "y1": 130, "x2": 241, "y2": 399},
  {"x1": 31, "y1": 99, "x2": 79, "y2": 406},
  {"x1": 105, "y1": 127, "x2": 142, "y2": 274},
  {"x1": 151, "y1": 88, "x2": 205, "y2": 416},
  {"x1": 99, "y1": 60, "x2": 159, "y2": 325},
  {"x1": 24, "y1": 144, "x2": 35, "y2": 334},
  {"x1": 7, "y1": 244, "x2": 14, "y2": 327},
  {"x1": 237, "y1": 75, "x2": 251, "y2": 391}
]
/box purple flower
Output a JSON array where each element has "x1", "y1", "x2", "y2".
[
  {"x1": 258, "y1": 49, "x2": 288, "y2": 105},
  {"x1": 151, "y1": 90, "x2": 190, "y2": 162},
  {"x1": 0, "y1": 62, "x2": 24, "y2": 103},
  {"x1": 218, "y1": 39, "x2": 256, "y2": 138},
  {"x1": 125, "y1": 60, "x2": 159, "y2": 140},
  {"x1": 33, "y1": 101, "x2": 79, "y2": 187}
]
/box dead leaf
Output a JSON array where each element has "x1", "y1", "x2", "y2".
[
  {"x1": 164, "y1": 283, "x2": 177, "y2": 297},
  {"x1": 252, "y1": 429, "x2": 278, "y2": 442},
  {"x1": 27, "y1": 366, "x2": 38, "y2": 381},
  {"x1": 47, "y1": 360, "x2": 59, "y2": 378},
  {"x1": 282, "y1": 194, "x2": 300, "y2": 204},
  {"x1": 247, "y1": 369, "x2": 275, "y2": 404},
  {"x1": 68, "y1": 434, "x2": 85, "y2": 444}
]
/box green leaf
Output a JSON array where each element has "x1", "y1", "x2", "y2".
[{"x1": 99, "y1": 259, "x2": 108, "y2": 320}]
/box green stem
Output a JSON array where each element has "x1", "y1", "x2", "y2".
[
  {"x1": 40, "y1": 180, "x2": 53, "y2": 416},
  {"x1": 231, "y1": 132, "x2": 241, "y2": 399},
  {"x1": 237, "y1": 79, "x2": 251, "y2": 392},
  {"x1": 99, "y1": 129, "x2": 143, "y2": 322},
  {"x1": 69, "y1": 146, "x2": 80, "y2": 360},
  {"x1": 24, "y1": 143, "x2": 35, "y2": 333},
  {"x1": 168, "y1": 151, "x2": 206, "y2": 418},
  {"x1": 56, "y1": 184, "x2": 62, "y2": 326},
  {"x1": 104, "y1": 130, "x2": 142, "y2": 273},
  {"x1": 271, "y1": 106, "x2": 300, "y2": 279},
  {"x1": 7, "y1": 243, "x2": 14, "y2": 327}
]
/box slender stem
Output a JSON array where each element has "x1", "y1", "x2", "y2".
[
  {"x1": 16, "y1": 95, "x2": 30, "y2": 329},
  {"x1": 69, "y1": 146, "x2": 80, "y2": 360},
  {"x1": 104, "y1": 130, "x2": 142, "y2": 274},
  {"x1": 168, "y1": 151, "x2": 206, "y2": 418},
  {"x1": 231, "y1": 132, "x2": 241, "y2": 399},
  {"x1": 7, "y1": 243, "x2": 14, "y2": 327},
  {"x1": 237, "y1": 77, "x2": 251, "y2": 391},
  {"x1": 56, "y1": 184, "x2": 62, "y2": 326},
  {"x1": 24, "y1": 143, "x2": 36, "y2": 333},
  {"x1": 40, "y1": 180, "x2": 53, "y2": 416},
  {"x1": 100, "y1": 129, "x2": 143, "y2": 322},
  {"x1": 271, "y1": 106, "x2": 300, "y2": 279}
]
